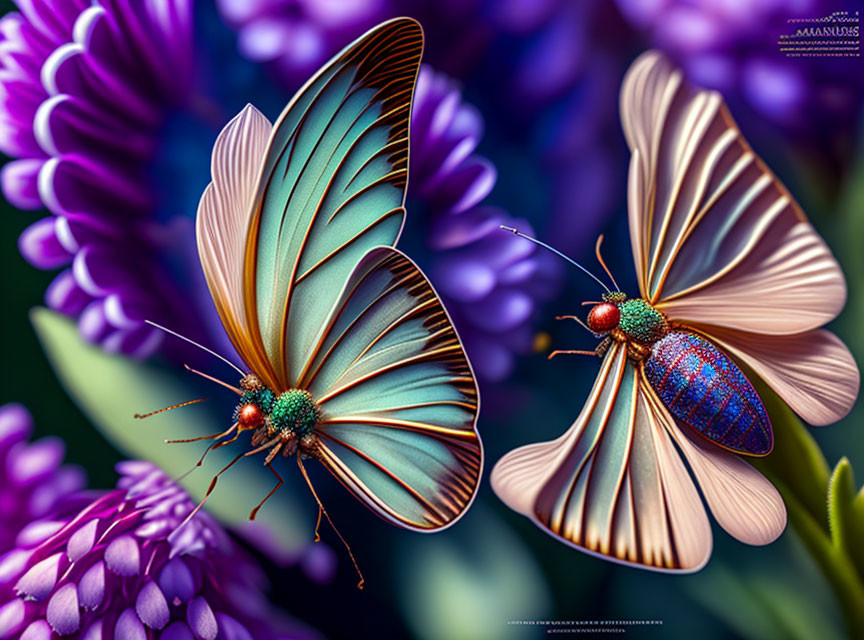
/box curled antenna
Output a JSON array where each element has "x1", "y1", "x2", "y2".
[
  {"x1": 500, "y1": 226, "x2": 611, "y2": 293},
  {"x1": 145, "y1": 320, "x2": 246, "y2": 376}
]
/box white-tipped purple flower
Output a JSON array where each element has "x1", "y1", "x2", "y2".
[
  {"x1": 0, "y1": 461, "x2": 313, "y2": 639},
  {"x1": 0, "y1": 404, "x2": 85, "y2": 554},
  {"x1": 0, "y1": 1, "x2": 195, "y2": 358}
]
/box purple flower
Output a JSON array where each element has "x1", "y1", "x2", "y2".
[
  {"x1": 0, "y1": 1, "x2": 195, "y2": 358},
  {"x1": 0, "y1": 460, "x2": 314, "y2": 639},
  {"x1": 410, "y1": 66, "x2": 556, "y2": 381},
  {"x1": 217, "y1": 0, "x2": 394, "y2": 85},
  {"x1": 616, "y1": 0, "x2": 864, "y2": 132},
  {"x1": 0, "y1": 404, "x2": 85, "y2": 555}
]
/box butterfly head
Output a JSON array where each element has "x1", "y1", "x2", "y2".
[{"x1": 586, "y1": 291, "x2": 627, "y2": 333}]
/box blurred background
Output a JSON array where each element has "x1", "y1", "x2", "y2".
[{"x1": 0, "y1": 1, "x2": 862, "y2": 638}]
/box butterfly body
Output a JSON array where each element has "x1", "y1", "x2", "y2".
[
  {"x1": 644, "y1": 331, "x2": 772, "y2": 456},
  {"x1": 587, "y1": 294, "x2": 771, "y2": 455}
]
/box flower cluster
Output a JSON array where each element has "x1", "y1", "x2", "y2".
[
  {"x1": 0, "y1": 404, "x2": 84, "y2": 556},
  {"x1": 0, "y1": 0, "x2": 195, "y2": 357},
  {"x1": 0, "y1": 460, "x2": 311, "y2": 639}
]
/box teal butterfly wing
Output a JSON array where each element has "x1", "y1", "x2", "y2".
[
  {"x1": 247, "y1": 18, "x2": 423, "y2": 391},
  {"x1": 302, "y1": 247, "x2": 482, "y2": 530}
]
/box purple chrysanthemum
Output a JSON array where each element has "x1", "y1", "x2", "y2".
[
  {"x1": 0, "y1": 404, "x2": 85, "y2": 555},
  {"x1": 0, "y1": 460, "x2": 313, "y2": 639},
  {"x1": 616, "y1": 0, "x2": 864, "y2": 132},
  {"x1": 409, "y1": 65, "x2": 555, "y2": 381},
  {"x1": 0, "y1": 0, "x2": 194, "y2": 357}
]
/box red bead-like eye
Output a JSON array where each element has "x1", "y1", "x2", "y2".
[
  {"x1": 238, "y1": 403, "x2": 264, "y2": 428},
  {"x1": 587, "y1": 303, "x2": 620, "y2": 332}
]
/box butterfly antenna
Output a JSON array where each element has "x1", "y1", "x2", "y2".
[
  {"x1": 184, "y1": 365, "x2": 242, "y2": 395},
  {"x1": 134, "y1": 398, "x2": 206, "y2": 419},
  {"x1": 594, "y1": 235, "x2": 620, "y2": 291},
  {"x1": 145, "y1": 320, "x2": 246, "y2": 376},
  {"x1": 499, "y1": 226, "x2": 611, "y2": 293},
  {"x1": 555, "y1": 315, "x2": 594, "y2": 335},
  {"x1": 297, "y1": 455, "x2": 365, "y2": 590}
]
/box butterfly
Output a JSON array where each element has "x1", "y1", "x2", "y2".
[
  {"x1": 141, "y1": 18, "x2": 482, "y2": 582},
  {"x1": 491, "y1": 51, "x2": 860, "y2": 572}
]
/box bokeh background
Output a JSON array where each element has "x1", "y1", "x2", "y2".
[{"x1": 0, "y1": 1, "x2": 862, "y2": 638}]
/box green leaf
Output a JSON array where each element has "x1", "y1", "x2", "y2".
[
  {"x1": 751, "y1": 379, "x2": 830, "y2": 526},
  {"x1": 31, "y1": 307, "x2": 312, "y2": 561}
]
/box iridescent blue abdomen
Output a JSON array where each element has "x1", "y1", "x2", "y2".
[{"x1": 644, "y1": 331, "x2": 772, "y2": 456}]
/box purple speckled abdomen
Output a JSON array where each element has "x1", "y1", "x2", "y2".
[{"x1": 644, "y1": 331, "x2": 773, "y2": 456}]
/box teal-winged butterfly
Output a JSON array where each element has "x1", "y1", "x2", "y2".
[
  {"x1": 142, "y1": 18, "x2": 482, "y2": 583},
  {"x1": 491, "y1": 51, "x2": 859, "y2": 572}
]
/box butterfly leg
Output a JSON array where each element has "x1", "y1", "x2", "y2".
[
  {"x1": 548, "y1": 349, "x2": 599, "y2": 359},
  {"x1": 249, "y1": 462, "x2": 284, "y2": 520},
  {"x1": 167, "y1": 422, "x2": 237, "y2": 445},
  {"x1": 555, "y1": 315, "x2": 596, "y2": 336},
  {"x1": 195, "y1": 424, "x2": 243, "y2": 467}
]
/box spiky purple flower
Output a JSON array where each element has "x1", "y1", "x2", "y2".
[
  {"x1": 0, "y1": 461, "x2": 313, "y2": 639},
  {"x1": 0, "y1": 0, "x2": 194, "y2": 358},
  {"x1": 0, "y1": 404, "x2": 85, "y2": 555}
]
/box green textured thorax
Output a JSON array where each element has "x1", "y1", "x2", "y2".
[
  {"x1": 269, "y1": 389, "x2": 321, "y2": 437},
  {"x1": 617, "y1": 298, "x2": 669, "y2": 344}
]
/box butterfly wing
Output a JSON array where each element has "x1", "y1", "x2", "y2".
[
  {"x1": 621, "y1": 51, "x2": 858, "y2": 423},
  {"x1": 491, "y1": 341, "x2": 785, "y2": 570},
  {"x1": 304, "y1": 247, "x2": 481, "y2": 531},
  {"x1": 248, "y1": 18, "x2": 423, "y2": 390},
  {"x1": 493, "y1": 342, "x2": 710, "y2": 571},
  {"x1": 197, "y1": 104, "x2": 275, "y2": 384},
  {"x1": 621, "y1": 51, "x2": 845, "y2": 332}
]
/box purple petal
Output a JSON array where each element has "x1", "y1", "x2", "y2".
[
  {"x1": 15, "y1": 552, "x2": 62, "y2": 600},
  {"x1": 428, "y1": 206, "x2": 502, "y2": 251},
  {"x1": 464, "y1": 289, "x2": 533, "y2": 333},
  {"x1": 432, "y1": 258, "x2": 496, "y2": 302},
  {"x1": 78, "y1": 561, "x2": 105, "y2": 609},
  {"x1": 20, "y1": 620, "x2": 53, "y2": 640},
  {"x1": 16, "y1": 520, "x2": 64, "y2": 547},
  {"x1": 1, "y1": 158, "x2": 43, "y2": 209},
  {"x1": 161, "y1": 621, "x2": 195, "y2": 640},
  {"x1": 45, "y1": 269, "x2": 92, "y2": 316},
  {"x1": 46, "y1": 582, "x2": 80, "y2": 635},
  {"x1": 0, "y1": 549, "x2": 34, "y2": 583},
  {"x1": 114, "y1": 608, "x2": 146, "y2": 640},
  {"x1": 301, "y1": 543, "x2": 337, "y2": 585},
  {"x1": 0, "y1": 599, "x2": 25, "y2": 637},
  {"x1": 18, "y1": 217, "x2": 73, "y2": 269},
  {"x1": 214, "y1": 613, "x2": 254, "y2": 640},
  {"x1": 67, "y1": 519, "x2": 99, "y2": 562},
  {"x1": 81, "y1": 618, "x2": 104, "y2": 640},
  {"x1": 104, "y1": 534, "x2": 139, "y2": 576},
  {"x1": 187, "y1": 596, "x2": 218, "y2": 640},
  {"x1": 464, "y1": 334, "x2": 514, "y2": 382},
  {"x1": 158, "y1": 557, "x2": 196, "y2": 604},
  {"x1": 0, "y1": 403, "x2": 32, "y2": 447},
  {"x1": 8, "y1": 436, "x2": 65, "y2": 486},
  {"x1": 135, "y1": 580, "x2": 169, "y2": 630},
  {"x1": 77, "y1": 299, "x2": 111, "y2": 343}
]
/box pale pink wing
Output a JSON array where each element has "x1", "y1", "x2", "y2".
[
  {"x1": 693, "y1": 325, "x2": 860, "y2": 425},
  {"x1": 647, "y1": 387, "x2": 787, "y2": 544},
  {"x1": 491, "y1": 342, "x2": 712, "y2": 572},
  {"x1": 196, "y1": 104, "x2": 275, "y2": 382},
  {"x1": 620, "y1": 51, "x2": 846, "y2": 334}
]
